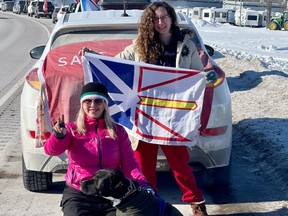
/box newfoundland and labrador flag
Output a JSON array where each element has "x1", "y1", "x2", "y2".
[
  {"x1": 82, "y1": 53, "x2": 207, "y2": 147},
  {"x1": 80, "y1": 0, "x2": 100, "y2": 11}
]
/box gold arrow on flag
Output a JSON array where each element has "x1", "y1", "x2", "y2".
[{"x1": 139, "y1": 96, "x2": 197, "y2": 110}]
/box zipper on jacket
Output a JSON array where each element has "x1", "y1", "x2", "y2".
[
  {"x1": 95, "y1": 119, "x2": 103, "y2": 169},
  {"x1": 71, "y1": 168, "x2": 75, "y2": 184}
]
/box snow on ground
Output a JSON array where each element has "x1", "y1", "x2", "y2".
[
  {"x1": 194, "y1": 20, "x2": 288, "y2": 73},
  {"x1": 193, "y1": 20, "x2": 288, "y2": 189}
]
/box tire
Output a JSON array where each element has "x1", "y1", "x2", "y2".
[
  {"x1": 284, "y1": 21, "x2": 288, "y2": 31},
  {"x1": 22, "y1": 156, "x2": 53, "y2": 192},
  {"x1": 268, "y1": 21, "x2": 279, "y2": 30},
  {"x1": 192, "y1": 162, "x2": 231, "y2": 190},
  {"x1": 204, "y1": 44, "x2": 215, "y2": 57}
]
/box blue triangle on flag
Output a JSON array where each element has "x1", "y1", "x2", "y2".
[
  {"x1": 112, "y1": 108, "x2": 133, "y2": 130},
  {"x1": 89, "y1": 59, "x2": 134, "y2": 95},
  {"x1": 88, "y1": 60, "x2": 134, "y2": 130}
]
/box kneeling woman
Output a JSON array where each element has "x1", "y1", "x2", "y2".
[{"x1": 44, "y1": 82, "x2": 148, "y2": 216}]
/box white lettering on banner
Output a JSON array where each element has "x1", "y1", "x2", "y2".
[
  {"x1": 71, "y1": 55, "x2": 82, "y2": 65},
  {"x1": 58, "y1": 56, "x2": 82, "y2": 67},
  {"x1": 58, "y1": 57, "x2": 68, "y2": 66}
]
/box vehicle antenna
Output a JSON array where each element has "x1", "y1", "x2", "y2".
[{"x1": 121, "y1": 0, "x2": 129, "y2": 17}]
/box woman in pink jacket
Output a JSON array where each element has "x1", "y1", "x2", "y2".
[{"x1": 44, "y1": 82, "x2": 148, "y2": 216}]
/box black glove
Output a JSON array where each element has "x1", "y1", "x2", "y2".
[
  {"x1": 53, "y1": 115, "x2": 66, "y2": 139},
  {"x1": 139, "y1": 182, "x2": 156, "y2": 195},
  {"x1": 205, "y1": 70, "x2": 218, "y2": 84}
]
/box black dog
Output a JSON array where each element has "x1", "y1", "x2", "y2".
[{"x1": 80, "y1": 169, "x2": 183, "y2": 216}]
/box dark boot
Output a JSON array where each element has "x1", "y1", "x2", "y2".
[{"x1": 190, "y1": 202, "x2": 208, "y2": 216}]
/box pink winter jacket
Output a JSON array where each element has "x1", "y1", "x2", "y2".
[{"x1": 44, "y1": 115, "x2": 147, "y2": 191}]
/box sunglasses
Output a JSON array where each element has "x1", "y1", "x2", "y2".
[
  {"x1": 153, "y1": 14, "x2": 170, "y2": 22},
  {"x1": 83, "y1": 99, "x2": 104, "y2": 105}
]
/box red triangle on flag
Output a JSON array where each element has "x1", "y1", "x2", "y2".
[
  {"x1": 138, "y1": 66, "x2": 199, "y2": 92},
  {"x1": 134, "y1": 107, "x2": 191, "y2": 142}
]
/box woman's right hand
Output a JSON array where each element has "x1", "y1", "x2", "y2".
[
  {"x1": 78, "y1": 47, "x2": 101, "y2": 56},
  {"x1": 53, "y1": 115, "x2": 66, "y2": 139}
]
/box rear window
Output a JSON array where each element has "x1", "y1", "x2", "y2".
[
  {"x1": 51, "y1": 29, "x2": 137, "y2": 50},
  {"x1": 60, "y1": 6, "x2": 69, "y2": 12},
  {"x1": 5, "y1": 1, "x2": 14, "y2": 6},
  {"x1": 37, "y1": 2, "x2": 52, "y2": 6},
  {"x1": 51, "y1": 27, "x2": 203, "y2": 54}
]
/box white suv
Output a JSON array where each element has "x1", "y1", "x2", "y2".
[{"x1": 21, "y1": 9, "x2": 232, "y2": 191}]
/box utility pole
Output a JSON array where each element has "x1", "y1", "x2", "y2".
[{"x1": 266, "y1": 0, "x2": 272, "y2": 27}]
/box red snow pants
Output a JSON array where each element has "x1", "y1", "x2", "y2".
[{"x1": 134, "y1": 140, "x2": 204, "y2": 203}]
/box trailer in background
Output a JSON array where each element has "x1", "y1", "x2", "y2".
[
  {"x1": 202, "y1": 7, "x2": 215, "y2": 22},
  {"x1": 175, "y1": 7, "x2": 191, "y2": 17},
  {"x1": 190, "y1": 7, "x2": 205, "y2": 20},
  {"x1": 174, "y1": 5, "x2": 266, "y2": 28},
  {"x1": 199, "y1": 7, "x2": 236, "y2": 24},
  {"x1": 214, "y1": 8, "x2": 235, "y2": 24},
  {"x1": 235, "y1": 9, "x2": 265, "y2": 27}
]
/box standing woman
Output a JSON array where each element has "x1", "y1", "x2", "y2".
[
  {"x1": 44, "y1": 82, "x2": 148, "y2": 216},
  {"x1": 116, "y1": 1, "x2": 209, "y2": 216}
]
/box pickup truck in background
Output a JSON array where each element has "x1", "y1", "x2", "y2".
[{"x1": 28, "y1": 0, "x2": 54, "y2": 18}]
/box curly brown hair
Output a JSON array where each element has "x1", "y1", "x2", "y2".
[{"x1": 135, "y1": 1, "x2": 178, "y2": 64}]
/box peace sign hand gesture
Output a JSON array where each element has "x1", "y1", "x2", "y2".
[{"x1": 53, "y1": 115, "x2": 66, "y2": 139}]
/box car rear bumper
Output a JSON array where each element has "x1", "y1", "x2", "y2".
[
  {"x1": 22, "y1": 150, "x2": 68, "y2": 172},
  {"x1": 157, "y1": 124, "x2": 232, "y2": 171}
]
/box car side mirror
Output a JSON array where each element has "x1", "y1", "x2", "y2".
[
  {"x1": 204, "y1": 44, "x2": 215, "y2": 57},
  {"x1": 30, "y1": 45, "x2": 45, "y2": 59}
]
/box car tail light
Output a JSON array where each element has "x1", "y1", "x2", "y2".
[
  {"x1": 29, "y1": 131, "x2": 51, "y2": 139},
  {"x1": 200, "y1": 126, "x2": 228, "y2": 137},
  {"x1": 213, "y1": 66, "x2": 225, "y2": 87},
  {"x1": 26, "y1": 68, "x2": 41, "y2": 90}
]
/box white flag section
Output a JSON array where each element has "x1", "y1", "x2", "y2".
[
  {"x1": 80, "y1": 0, "x2": 100, "y2": 11},
  {"x1": 82, "y1": 53, "x2": 207, "y2": 147}
]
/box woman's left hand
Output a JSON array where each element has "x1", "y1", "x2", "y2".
[{"x1": 205, "y1": 70, "x2": 218, "y2": 84}]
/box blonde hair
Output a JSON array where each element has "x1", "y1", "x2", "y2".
[{"x1": 76, "y1": 102, "x2": 116, "y2": 139}]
